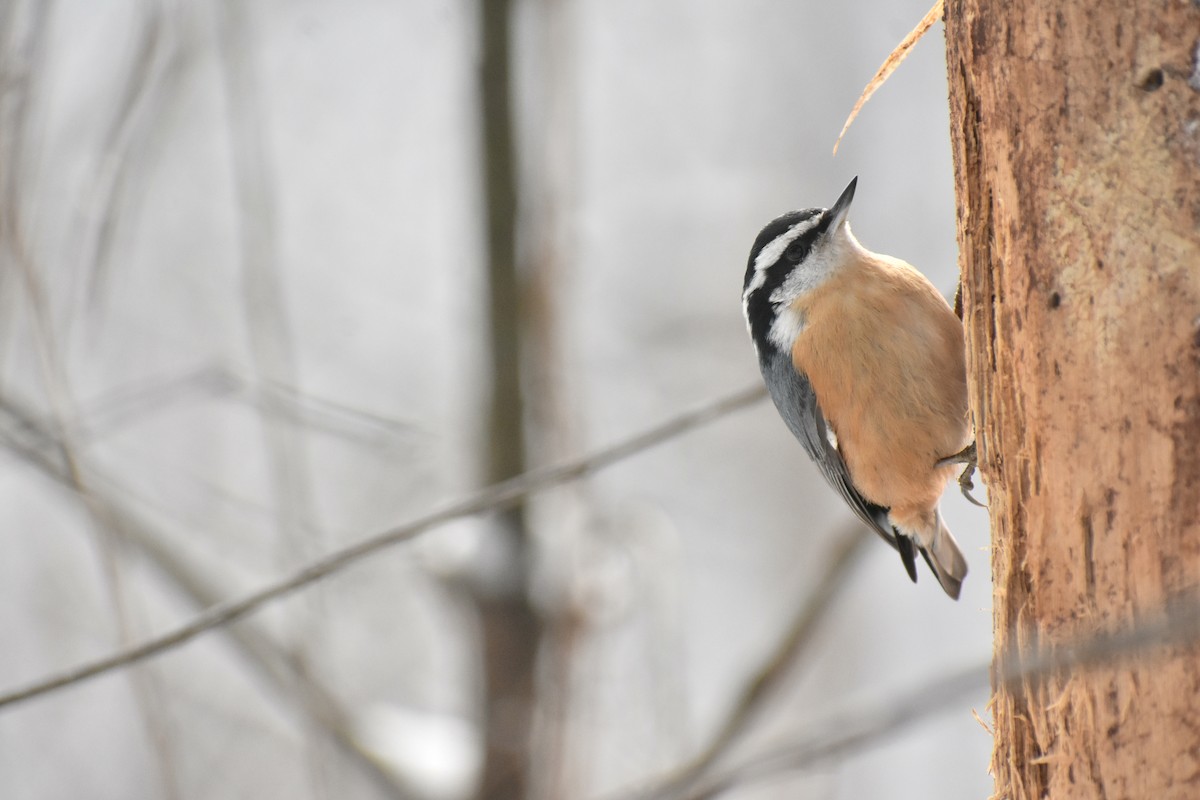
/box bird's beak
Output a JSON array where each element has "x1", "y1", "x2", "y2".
[{"x1": 826, "y1": 176, "x2": 857, "y2": 230}]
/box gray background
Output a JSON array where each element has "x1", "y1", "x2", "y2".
[{"x1": 0, "y1": 1, "x2": 992, "y2": 797}]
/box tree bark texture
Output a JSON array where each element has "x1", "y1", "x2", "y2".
[{"x1": 945, "y1": 2, "x2": 1200, "y2": 798}]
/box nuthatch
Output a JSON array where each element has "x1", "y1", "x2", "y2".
[{"x1": 742, "y1": 177, "x2": 973, "y2": 599}]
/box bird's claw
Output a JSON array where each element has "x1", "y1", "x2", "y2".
[
  {"x1": 956, "y1": 461, "x2": 987, "y2": 507},
  {"x1": 937, "y1": 442, "x2": 987, "y2": 508}
]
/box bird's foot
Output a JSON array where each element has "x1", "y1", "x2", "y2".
[{"x1": 937, "y1": 442, "x2": 986, "y2": 508}]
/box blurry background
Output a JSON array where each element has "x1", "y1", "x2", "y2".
[{"x1": 0, "y1": 1, "x2": 992, "y2": 798}]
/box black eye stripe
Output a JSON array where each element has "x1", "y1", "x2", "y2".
[
  {"x1": 785, "y1": 238, "x2": 809, "y2": 262},
  {"x1": 745, "y1": 209, "x2": 821, "y2": 277},
  {"x1": 745, "y1": 232, "x2": 812, "y2": 352},
  {"x1": 742, "y1": 207, "x2": 828, "y2": 357}
]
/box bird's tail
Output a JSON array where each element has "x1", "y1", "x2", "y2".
[{"x1": 921, "y1": 509, "x2": 968, "y2": 600}]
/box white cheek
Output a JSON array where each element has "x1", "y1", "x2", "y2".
[
  {"x1": 745, "y1": 215, "x2": 824, "y2": 300},
  {"x1": 763, "y1": 227, "x2": 864, "y2": 351},
  {"x1": 767, "y1": 305, "x2": 806, "y2": 351},
  {"x1": 771, "y1": 240, "x2": 841, "y2": 305}
]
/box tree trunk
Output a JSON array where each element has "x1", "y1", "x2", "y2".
[{"x1": 944, "y1": 2, "x2": 1200, "y2": 798}]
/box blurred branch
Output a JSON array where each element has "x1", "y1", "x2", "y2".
[
  {"x1": 0, "y1": 383, "x2": 768, "y2": 710},
  {"x1": 213, "y1": 32, "x2": 329, "y2": 796},
  {"x1": 680, "y1": 664, "x2": 985, "y2": 799},
  {"x1": 624, "y1": 523, "x2": 870, "y2": 799},
  {"x1": 214, "y1": 0, "x2": 320, "y2": 553},
  {"x1": 0, "y1": 394, "x2": 422, "y2": 799},
  {"x1": 75, "y1": 0, "x2": 176, "y2": 313},
  {"x1": 523, "y1": 0, "x2": 586, "y2": 792},
  {"x1": 0, "y1": 0, "x2": 53, "y2": 372},
  {"x1": 73, "y1": 362, "x2": 419, "y2": 451},
  {"x1": 19, "y1": 346, "x2": 1200, "y2": 798},
  {"x1": 473, "y1": 0, "x2": 542, "y2": 795},
  {"x1": 647, "y1": 591, "x2": 1200, "y2": 799},
  {"x1": 0, "y1": 2, "x2": 181, "y2": 794}
]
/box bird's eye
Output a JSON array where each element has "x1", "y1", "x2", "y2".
[{"x1": 784, "y1": 240, "x2": 806, "y2": 263}]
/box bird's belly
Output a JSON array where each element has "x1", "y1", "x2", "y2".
[{"x1": 800, "y1": 337, "x2": 968, "y2": 510}]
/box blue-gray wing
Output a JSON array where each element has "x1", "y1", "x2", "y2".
[{"x1": 761, "y1": 353, "x2": 901, "y2": 554}]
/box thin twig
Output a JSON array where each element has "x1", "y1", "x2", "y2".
[
  {"x1": 0, "y1": 383, "x2": 768, "y2": 711},
  {"x1": 75, "y1": 0, "x2": 170, "y2": 314},
  {"x1": 214, "y1": 3, "x2": 333, "y2": 788},
  {"x1": 0, "y1": 395, "x2": 426, "y2": 798},
  {"x1": 73, "y1": 363, "x2": 418, "y2": 451},
  {"x1": 670, "y1": 591, "x2": 1200, "y2": 799},
  {"x1": 623, "y1": 524, "x2": 870, "y2": 799},
  {"x1": 0, "y1": 3, "x2": 182, "y2": 792}
]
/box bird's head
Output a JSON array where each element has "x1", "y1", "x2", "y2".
[{"x1": 742, "y1": 177, "x2": 862, "y2": 358}]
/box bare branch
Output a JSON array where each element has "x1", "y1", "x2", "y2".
[
  {"x1": 75, "y1": 0, "x2": 174, "y2": 313},
  {"x1": 0, "y1": 6, "x2": 187, "y2": 792},
  {"x1": 624, "y1": 523, "x2": 870, "y2": 799},
  {"x1": 74, "y1": 363, "x2": 418, "y2": 451},
  {"x1": 0, "y1": 393, "x2": 425, "y2": 798},
  {"x1": 0, "y1": 383, "x2": 768, "y2": 711},
  {"x1": 663, "y1": 591, "x2": 1200, "y2": 799},
  {"x1": 213, "y1": 4, "x2": 334, "y2": 784}
]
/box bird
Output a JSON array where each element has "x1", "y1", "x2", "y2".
[{"x1": 741, "y1": 177, "x2": 974, "y2": 599}]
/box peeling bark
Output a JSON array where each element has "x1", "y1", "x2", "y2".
[{"x1": 945, "y1": 2, "x2": 1200, "y2": 797}]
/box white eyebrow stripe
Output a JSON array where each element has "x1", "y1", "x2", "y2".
[
  {"x1": 742, "y1": 213, "x2": 827, "y2": 347},
  {"x1": 742, "y1": 214, "x2": 823, "y2": 301}
]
